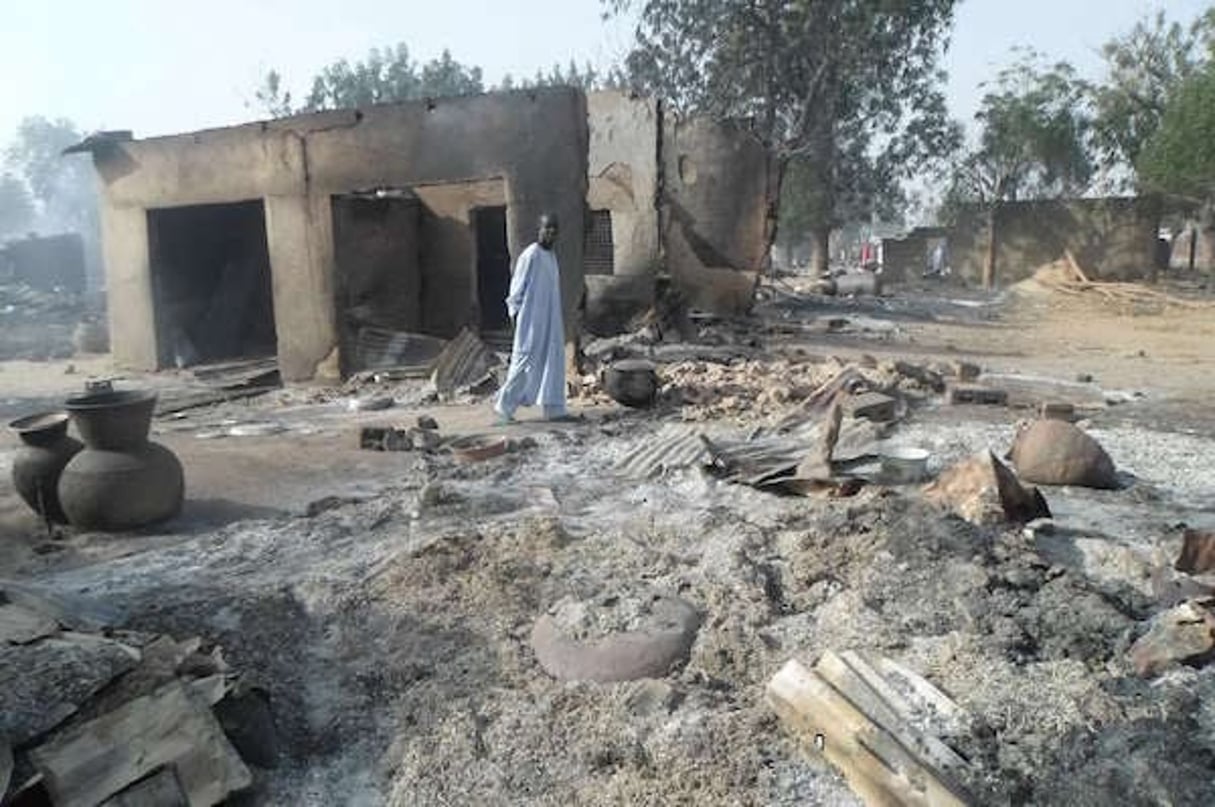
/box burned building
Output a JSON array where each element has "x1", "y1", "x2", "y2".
[
  {"x1": 584, "y1": 91, "x2": 774, "y2": 332},
  {"x1": 89, "y1": 88, "x2": 587, "y2": 381},
  {"x1": 86, "y1": 87, "x2": 771, "y2": 380}
]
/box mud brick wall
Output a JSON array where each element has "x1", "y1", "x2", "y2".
[{"x1": 950, "y1": 197, "x2": 1161, "y2": 285}]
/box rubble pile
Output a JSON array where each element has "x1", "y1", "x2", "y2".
[
  {"x1": 0, "y1": 282, "x2": 85, "y2": 361},
  {"x1": 5, "y1": 276, "x2": 1215, "y2": 805},
  {"x1": 574, "y1": 354, "x2": 952, "y2": 423},
  {"x1": 0, "y1": 283, "x2": 82, "y2": 318},
  {"x1": 0, "y1": 582, "x2": 272, "y2": 804}
]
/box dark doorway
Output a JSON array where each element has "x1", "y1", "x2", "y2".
[
  {"x1": 147, "y1": 200, "x2": 276, "y2": 368},
  {"x1": 474, "y1": 206, "x2": 511, "y2": 332},
  {"x1": 332, "y1": 190, "x2": 426, "y2": 375}
]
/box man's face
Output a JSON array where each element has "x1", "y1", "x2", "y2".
[{"x1": 538, "y1": 217, "x2": 559, "y2": 249}]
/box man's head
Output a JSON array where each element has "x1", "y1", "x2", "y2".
[{"x1": 537, "y1": 213, "x2": 559, "y2": 250}]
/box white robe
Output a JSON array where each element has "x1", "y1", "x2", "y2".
[{"x1": 494, "y1": 242, "x2": 566, "y2": 416}]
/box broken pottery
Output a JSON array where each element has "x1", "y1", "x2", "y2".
[
  {"x1": 924, "y1": 452, "x2": 1050, "y2": 527},
  {"x1": 1176, "y1": 529, "x2": 1215, "y2": 576},
  {"x1": 9, "y1": 412, "x2": 83, "y2": 524},
  {"x1": 530, "y1": 595, "x2": 701, "y2": 682},
  {"x1": 1129, "y1": 599, "x2": 1215, "y2": 677},
  {"x1": 58, "y1": 390, "x2": 184, "y2": 531},
  {"x1": 1008, "y1": 419, "x2": 1118, "y2": 489}
]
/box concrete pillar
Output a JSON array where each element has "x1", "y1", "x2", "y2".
[
  {"x1": 264, "y1": 195, "x2": 338, "y2": 381},
  {"x1": 102, "y1": 205, "x2": 158, "y2": 371}
]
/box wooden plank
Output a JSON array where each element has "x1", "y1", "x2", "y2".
[
  {"x1": 0, "y1": 603, "x2": 59, "y2": 644},
  {"x1": 867, "y1": 656, "x2": 969, "y2": 726},
  {"x1": 30, "y1": 681, "x2": 251, "y2": 807},
  {"x1": 1063, "y1": 249, "x2": 1091, "y2": 283},
  {"x1": 767, "y1": 659, "x2": 971, "y2": 807},
  {"x1": 835, "y1": 651, "x2": 968, "y2": 772}
]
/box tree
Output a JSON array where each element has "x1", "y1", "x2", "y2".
[
  {"x1": 945, "y1": 52, "x2": 1093, "y2": 286},
  {"x1": 416, "y1": 49, "x2": 486, "y2": 100},
  {"x1": 498, "y1": 60, "x2": 627, "y2": 91},
  {"x1": 252, "y1": 70, "x2": 294, "y2": 118},
  {"x1": 1091, "y1": 9, "x2": 1215, "y2": 186},
  {"x1": 250, "y1": 45, "x2": 485, "y2": 117},
  {"x1": 5, "y1": 117, "x2": 100, "y2": 238},
  {"x1": 0, "y1": 173, "x2": 35, "y2": 238},
  {"x1": 605, "y1": 0, "x2": 960, "y2": 273},
  {"x1": 1139, "y1": 62, "x2": 1215, "y2": 263}
]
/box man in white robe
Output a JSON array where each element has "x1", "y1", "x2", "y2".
[{"x1": 494, "y1": 213, "x2": 568, "y2": 423}]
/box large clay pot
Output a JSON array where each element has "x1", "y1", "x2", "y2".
[
  {"x1": 1008, "y1": 419, "x2": 1118, "y2": 489},
  {"x1": 9, "y1": 412, "x2": 83, "y2": 524},
  {"x1": 58, "y1": 390, "x2": 184, "y2": 531},
  {"x1": 604, "y1": 359, "x2": 659, "y2": 408}
]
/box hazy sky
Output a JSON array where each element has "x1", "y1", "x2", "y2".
[{"x1": 1, "y1": 0, "x2": 1211, "y2": 147}]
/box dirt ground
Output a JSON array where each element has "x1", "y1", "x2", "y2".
[{"x1": 2, "y1": 278, "x2": 1214, "y2": 805}]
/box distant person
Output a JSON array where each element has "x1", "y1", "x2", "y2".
[
  {"x1": 929, "y1": 240, "x2": 947, "y2": 277},
  {"x1": 494, "y1": 213, "x2": 569, "y2": 423}
]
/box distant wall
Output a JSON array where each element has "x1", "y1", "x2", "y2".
[
  {"x1": 951, "y1": 197, "x2": 1160, "y2": 284},
  {"x1": 92, "y1": 88, "x2": 588, "y2": 380},
  {"x1": 1, "y1": 233, "x2": 87, "y2": 292},
  {"x1": 879, "y1": 237, "x2": 924, "y2": 284}
]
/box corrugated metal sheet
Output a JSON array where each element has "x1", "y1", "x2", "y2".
[
  {"x1": 430, "y1": 328, "x2": 499, "y2": 393},
  {"x1": 615, "y1": 424, "x2": 708, "y2": 478},
  {"x1": 355, "y1": 327, "x2": 446, "y2": 372},
  {"x1": 704, "y1": 418, "x2": 887, "y2": 488}
]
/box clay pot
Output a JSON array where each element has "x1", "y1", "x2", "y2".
[
  {"x1": 9, "y1": 412, "x2": 83, "y2": 524},
  {"x1": 1009, "y1": 419, "x2": 1118, "y2": 489},
  {"x1": 58, "y1": 390, "x2": 184, "y2": 531},
  {"x1": 64, "y1": 390, "x2": 156, "y2": 450},
  {"x1": 604, "y1": 359, "x2": 658, "y2": 408}
]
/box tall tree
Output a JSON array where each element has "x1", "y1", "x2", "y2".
[
  {"x1": 945, "y1": 53, "x2": 1093, "y2": 286},
  {"x1": 605, "y1": 0, "x2": 960, "y2": 273},
  {"x1": 1091, "y1": 9, "x2": 1215, "y2": 186}
]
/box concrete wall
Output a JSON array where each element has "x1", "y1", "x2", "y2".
[
  {"x1": 93, "y1": 88, "x2": 588, "y2": 380},
  {"x1": 950, "y1": 197, "x2": 1160, "y2": 285}
]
